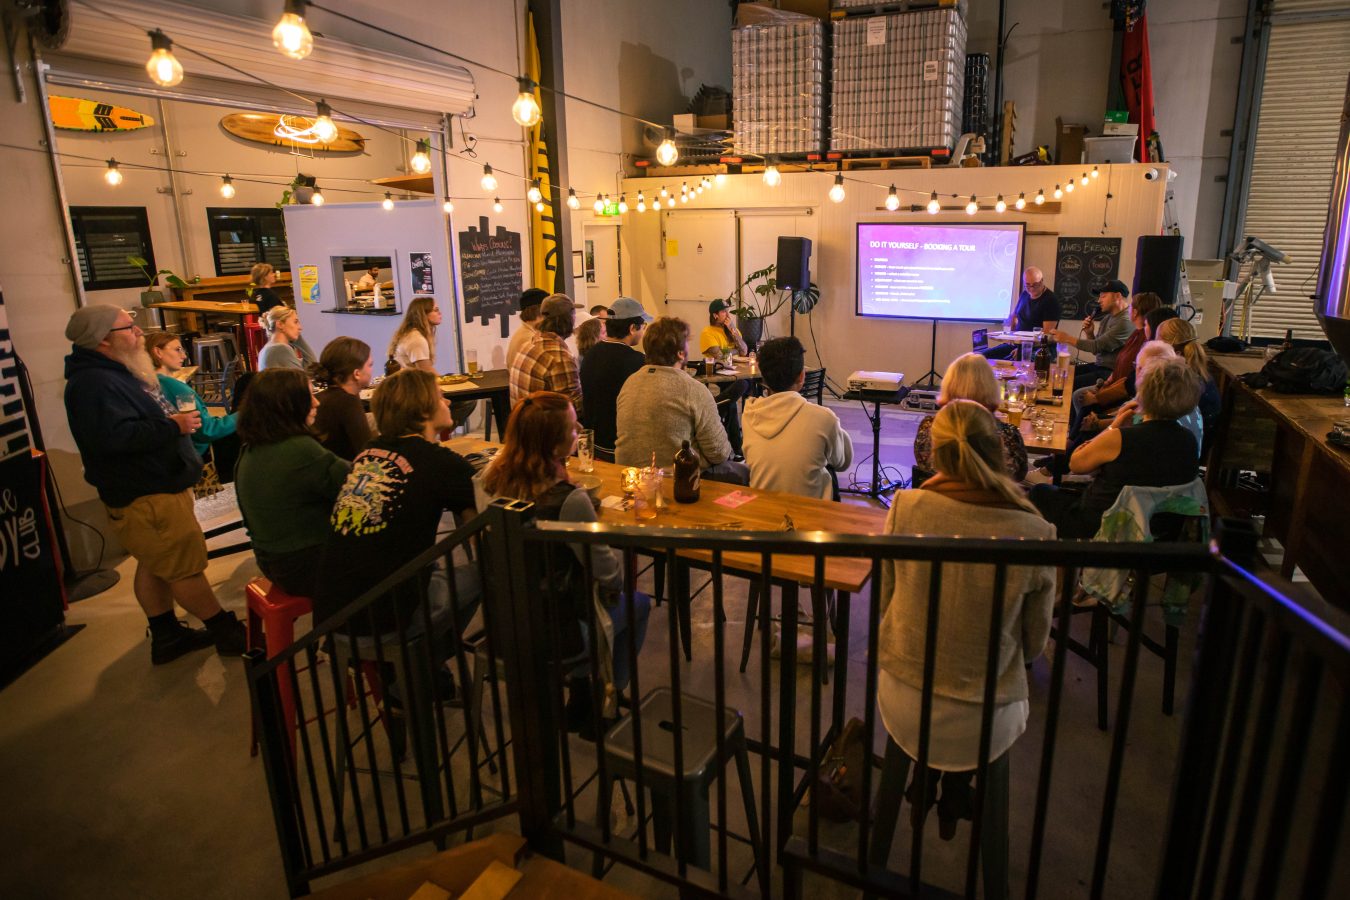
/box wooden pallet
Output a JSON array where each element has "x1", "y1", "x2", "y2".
[
  {"x1": 830, "y1": 0, "x2": 963, "y2": 19},
  {"x1": 840, "y1": 155, "x2": 933, "y2": 171}
]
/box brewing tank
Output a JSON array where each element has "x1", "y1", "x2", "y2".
[{"x1": 1315, "y1": 74, "x2": 1350, "y2": 363}]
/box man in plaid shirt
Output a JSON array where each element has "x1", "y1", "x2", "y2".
[{"x1": 509, "y1": 293, "x2": 584, "y2": 415}]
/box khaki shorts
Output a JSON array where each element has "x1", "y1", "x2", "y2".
[{"x1": 106, "y1": 490, "x2": 208, "y2": 583}]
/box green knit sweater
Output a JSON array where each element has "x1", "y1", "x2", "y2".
[{"x1": 235, "y1": 435, "x2": 350, "y2": 556}]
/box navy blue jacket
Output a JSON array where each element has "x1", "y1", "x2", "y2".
[{"x1": 63, "y1": 346, "x2": 202, "y2": 507}]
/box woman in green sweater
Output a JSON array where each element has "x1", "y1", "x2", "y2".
[
  {"x1": 235, "y1": 368, "x2": 350, "y2": 597},
  {"x1": 146, "y1": 332, "x2": 238, "y2": 459}
]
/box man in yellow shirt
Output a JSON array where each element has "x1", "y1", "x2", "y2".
[{"x1": 700, "y1": 299, "x2": 748, "y2": 358}]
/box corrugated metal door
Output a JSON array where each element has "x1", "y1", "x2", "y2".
[{"x1": 1239, "y1": 1, "x2": 1350, "y2": 339}]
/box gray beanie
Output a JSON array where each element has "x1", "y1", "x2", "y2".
[{"x1": 65, "y1": 305, "x2": 124, "y2": 350}]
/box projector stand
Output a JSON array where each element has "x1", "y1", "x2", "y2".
[
  {"x1": 914, "y1": 319, "x2": 942, "y2": 389},
  {"x1": 839, "y1": 386, "x2": 910, "y2": 508}
]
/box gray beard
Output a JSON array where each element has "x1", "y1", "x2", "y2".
[{"x1": 111, "y1": 345, "x2": 159, "y2": 389}]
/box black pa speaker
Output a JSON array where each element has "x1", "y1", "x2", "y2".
[
  {"x1": 776, "y1": 236, "x2": 812, "y2": 292},
  {"x1": 1133, "y1": 235, "x2": 1184, "y2": 305}
]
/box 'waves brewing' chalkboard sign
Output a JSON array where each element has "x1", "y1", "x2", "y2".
[
  {"x1": 459, "y1": 217, "x2": 523, "y2": 337},
  {"x1": 1054, "y1": 237, "x2": 1122, "y2": 320}
]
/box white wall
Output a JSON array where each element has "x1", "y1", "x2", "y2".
[{"x1": 620, "y1": 163, "x2": 1167, "y2": 385}]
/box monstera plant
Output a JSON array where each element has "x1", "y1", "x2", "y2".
[{"x1": 714, "y1": 263, "x2": 820, "y2": 348}]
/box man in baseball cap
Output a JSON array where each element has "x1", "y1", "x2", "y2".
[
  {"x1": 1053, "y1": 279, "x2": 1136, "y2": 388},
  {"x1": 62, "y1": 304, "x2": 247, "y2": 665},
  {"x1": 580, "y1": 297, "x2": 653, "y2": 457},
  {"x1": 510, "y1": 293, "x2": 584, "y2": 412}
]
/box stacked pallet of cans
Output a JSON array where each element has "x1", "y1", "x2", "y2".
[
  {"x1": 732, "y1": 16, "x2": 825, "y2": 156},
  {"x1": 830, "y1": 7, "x2": 967, "y2": 152}
]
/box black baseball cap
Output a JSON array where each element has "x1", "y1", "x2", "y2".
[
  {"x1": 519, "y1": 287, "x2": 549, "y2": 311},
  {"x1": 1092, "y1": 279, "x2": 1129, "y2": 297}
]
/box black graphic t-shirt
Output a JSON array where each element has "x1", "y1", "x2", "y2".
[{"x1": 315, "y1": 435, "x2": 476, "y2": 630}]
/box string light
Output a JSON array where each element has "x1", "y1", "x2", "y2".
[
  {"x1": 1014, "y1": 191, "x2": 1026, "y2": 210},
  {"x1": 995, "y1": 194, "x2": 1007, "y2": 213},
  {"x1": 145, "y1": 30, "x2": 183, "y2": 87},
  {"x1": 659, "y1": 186, "x2": 669, "y2": 199},
  {"x1": 701, "y1": 176, "x2": 712, "y2": 190},
  {"x1": 1035, "y1": 189, "x2": 1046, "y2": 205},
  {"x1": 219, "y1": 175, "x2": 235, "y2": 199},
  {"x1": 1079, "y1": 172, "x2": 1089, "y2": 187},
  {"x1": 1065, "y1": 179, "x2": 1075, "y2": 193},
  {"x1": 511, "y1": 77, "x2": 542, "y2": 127},
  {"x1": 1091, "y1": 166, "x2": 1100, "y2": 179},
  {"x1": 566, "y1": 188, "x2": 580, "y2": 210},
  {"x1": 409, "y1": 139, "x2": 431, "y2": 174},
  {"x1": 965, "y1": 195, "x2": 978, "y2": 215},
  {"x1": 310, "y1": 186, "x2": 324, "y2": 205},
  {"x1": 382, "y1": 192, "x2": 394, "y2": 210},
  {"x1": 534, "y1": 200, "x2": 545, "y2": 213},
  {"x1": 442, "y1": 197, "x2": 454, "y2": 214},
  {"x1": 763, "y1": 162, "x2": 781, "y2": 187},
  {"x1": 1053, "y1": 184, "x2": 1063, "y2": 200},
  {"x1": 311, "y1": 99, "x2": 337, "y2": 144},
  {"x1": 695, "y1": 183, "x2": 704, "y2": 195},
  {"x1": 593, "y1": 193, "x2": 605, "y2": 214},
  {"x1": 656, "y1": 130, "x2": 678, "y2": 167},
  {"x1": 652, "y1": 197, "x2": 661, "y2": 211},
  {"x1": 885, "y1": 184, "x2": 900, "y2": 211},
  {"x1": 104, "y1": 158, "x2": 123, "y2": 186},
  {"x1": 527, "y1": 178, "x2": 542, "y2": 204},
  {"x1": 714, "y1": 173, "x2": 726, "y2": 186},
  {"x1": 618, "y1": 193, "x2": 628, "y2": 214},
  {"x1": 926, "y1": 191, "x2": 940, "y2": 214},
  {"x1": 681, "y1": 181, "x2": 689, "y2": 197},
  {"x1": 636, "y1": 192, "x2": 646, "y2": 213},
  {"x1": 828, "y1": 173, "x2": 846, "y2": 203},
  {"x1": 493, "y1": 197, "x2": 504, "y2": 213},
  {"x1": 272, "y1": 0, "x2": 314, "y2": 60},
  {"x1": 679, "y1": 189, "x2": 688, "y2": 203},
  {"x1": 480, "y1": 164, "x2": 497, "y2": 192}
]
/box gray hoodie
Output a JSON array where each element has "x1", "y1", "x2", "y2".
[{"x1": 742, "y1": 391, "x2": 854, "y2": 500}]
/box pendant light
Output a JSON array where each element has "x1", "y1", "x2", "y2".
[
  {"x1": 1014, "y1": 191, "x2": 1026, "y2": 210},
  {"x1": 382, "y1": 192, "x2": 394, "y2": 211},
  {"x1": 1065, "y1": 180, "x2": 1075, "y2": 193},
  {"x1": 885, "y1": 184, "x2": 900, "y2": 211},
  {"x1": 104, "y1": 159, "x2": 123, "y2": 186},
  {"x1": 409, "y1": 139, "x2": 432, "y2": 175},
  {"x1": 511, "y1": 78, "x2": 542, "y2": 128},
  {"x1": 656, "y1": 130, "x2": 678, "y2": 167},
  {"x1": 219, "y1": 175, "x2": 236, "y2": 199},
  {"x1": 273, "y1": 0, "x2": 314, "y2": 60},
  {"x1": 829, "y1": 173, "x2": 846, "y2": 203},
  {"x1": 442, "y1": 197, "x2": 454, "y2": 214},
  {"x1": 593, "y1": 194, "x2": 605, "y2": 214},
  {"x1": 535, "y1": 200, "x2": 545, "y2": 213},
  {"x1": 1079, "y1": 172, "x2": 1090, "y2": 187},
  {"x1": 527, "y1": 179, "x2": 542, "y2": 204},
  {"x1": 311, "y1": 100, "x2": 337, "y2": 144},
  {"x1": 762, "y1": 161, "x2": 781, "y2": 187},
  {"x1": 1053, "y1": 184, "x2": 1063, "y2": 200},
  {"x1": 926, "y1": 191, "x2": 941, "y2": 214},
  {"x1": 995, "y1": 195, "x2": 1007, "y2": 213},
  {"x1": 310, "y1": 186, "x2": 324, "y2": 206},
  {"x1": 145, "y1": 30, "x2": 183, "y2": 88},
  {"x1": 1035, "y1": 188, "x2": 1046, "y2": 205},
  {"x1": 714, "y1": 172, "x2": 726, "y2": 187},
  {"x1": 965, "y1": 195, "x2": 978, "y2": 215},
  {"x1": 566, "y1": 188, "x2": 580, "y2": 210},
  {"x1": 480, "y1": 164, "x2": 497, "y2": 192},
  {"x1": 617, "y1": 194, "x2": 629, "y2": 214},
  {"x1": 1091, "y1": 166, "x2": 1100, "y2": 179},
  {"x1": 493, "y1": 197, "x2": 504, "y2": 213}
]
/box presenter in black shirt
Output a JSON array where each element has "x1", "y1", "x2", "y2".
[
  {"x1": 579, "y1": 296, "x2": 652, "y2": 459},
  {"x1": 982, "y1": 266, "x2": 1060, "y2": 359}
]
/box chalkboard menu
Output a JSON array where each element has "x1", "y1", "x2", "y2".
[
  {"x1": 459, "y1": 217, "x2": 523, "y2": 338},
  {"x1": 1054, "y1": 237, "x2": 1122, "y2": 320}
]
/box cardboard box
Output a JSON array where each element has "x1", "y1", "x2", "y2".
[{"x1": 1056, "y1": 119, "x2": 1087, "y2": 166}]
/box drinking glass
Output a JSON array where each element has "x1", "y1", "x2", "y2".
[
  {"x1": 466, "y1": 349, "x2": 480, "y2": 376},
  {"x1": 576, "y1": 428, "x2": 595, "y2": 473},
  {"x1": 1004, "y1": 380, "x2": 1025, "y2": 409},
  {"x1": 175, "y1": 396, "x2": 197, "y2": 415},
  {"x1": 1050, "y1": 366, "x2": 1068, "y2": 401},
  {"x1": 1005, "y1": 400, "x2": 1025, "y2": 427},
  {"x1": 1033, "y1": 410, "x2": 1055, "y2": 442},
  {"x1": 635, "y1": 468, "x2": 660, "y2": 520}
]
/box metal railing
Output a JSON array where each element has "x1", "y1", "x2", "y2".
[{"x1": 247, "y1": 502, "x2": 1350, "y2": 899}]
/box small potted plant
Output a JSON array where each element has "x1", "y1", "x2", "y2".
[{"x1": 128, "y1": 256, "x2": 189, "y2": 307}]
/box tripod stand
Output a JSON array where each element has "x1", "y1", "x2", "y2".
[{"x1": 914, "y1": 319, "x2": 942, "y2": 389}]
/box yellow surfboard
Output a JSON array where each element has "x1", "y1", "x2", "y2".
[{"x1": 49, "y1": 95, "x2": 155, "y2": 132}]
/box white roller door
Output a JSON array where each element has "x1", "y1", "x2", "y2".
[{"x1": 1239, "y1": 1, "x2": 1350, "y2": 339}]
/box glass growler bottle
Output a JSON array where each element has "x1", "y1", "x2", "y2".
[{"x1": 673, "y1": 440, "x2": 701, "y2": 503}]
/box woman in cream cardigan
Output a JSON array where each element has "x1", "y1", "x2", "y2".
[{"x1": 878, "y1": 400, "x2": 1056, "y2": 839}]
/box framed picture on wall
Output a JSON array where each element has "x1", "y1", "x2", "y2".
[{"x1": 585, "y1": 239, "x2": 596, "y2": 284}]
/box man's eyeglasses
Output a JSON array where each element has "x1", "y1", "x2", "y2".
[{"x1": 107, "y1": 324, "x2": 140, "y2": 334}]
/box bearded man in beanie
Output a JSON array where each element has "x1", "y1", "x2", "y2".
[{"x1": 63, "y1": 305, "x2": 246, "y2": 664}]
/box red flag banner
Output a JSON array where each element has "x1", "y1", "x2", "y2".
[{"x1": 1120, "y1": 12, "x2": 1155, "y2": 162}]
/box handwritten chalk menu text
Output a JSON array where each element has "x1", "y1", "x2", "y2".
[
  {"x1": 459, "y1": 217, "x2": 523, "y2": 337},
  {"x1": 1054, "y1": 237, "x2": 1122, "y2": 320}
]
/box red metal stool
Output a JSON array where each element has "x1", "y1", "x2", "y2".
[
  {"x1": 242, "y1": 317, "x2": 267, "y2": 372},
  {"x1": 246, "y1": 577, "x2": 313, "y2": 757}
]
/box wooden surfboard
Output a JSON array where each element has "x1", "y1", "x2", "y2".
[
  {"x1": 49, "y1": 95, "x2": 155, "y2": 132},
  {"x1": 220, "y1": 112, "x2": 365, "y2": 153}
]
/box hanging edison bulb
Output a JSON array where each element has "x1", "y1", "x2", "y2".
[
  {"x1": 527, "y1": 179, "x2": 543, "y2": 204},
  {"x1": 273, "y1": 0, "x2": 314, "y2": 60},
  {"x1": 994, "y1": 195, "x2": 1007, "y2": 213},
  {"x1": 442, "y1": 197, "x2": 454, "y2": 214},
  {"x1": 1079, "y1": 172, "x2": 1089, "y2": 187},
  {"x1": 566, "y1": 188, "x2": 580, "y2": 210},
  {"x1": 511, "y1": 78, "x2": 542, "y2": 128},
  {"x1": 493, "y1": 197, "x2": 504, "y2": 213},
  {"x1": 535, "y1": 200, "x2": 545, "y2": 213},
  {"x1": 409, "y1": 139, "x2": 432, "y2": 175},
  {"x1": 714, "y1": 172, "x2": 726, "y2": 187},
  {"x1": 1035, "y1": 188, "x2": 1046, "y2": 205},
  {"x1": 593, "y1": 193, "x2": 605, "y2": 214},
  {"x1": 618, "y1": 194, "x2": 629, "y2": 214},
  {"x1": 652, "y1": 197, "x2": 662, "y2": 211},
  {"x1": 659, "y1": 185, "x2": 669, "y2": 199},
  {"x1": 1053, "y1": 184, "x2": 1063, "y2": 200},
  {"x1": 480, "y1": 164, "x2": 497, "y2": 192},
  {"x1": 1065, "y1": 180, "x2": 1075, "y2": 194},
  {"x1": 926, "y1": 191, "x2": 941, "y2": 215},
  {"x1": 382, "y1": 192, "x2": 394, "y2": 211},
  {"x1": 145, "y1": 30, "x2": 184, "y2": 87},
  {"x1": 219, "y1": 175, "x2": 236, "y2": 199},
  {"x1": 636, "y1": 192, "x2": 646, "y2": 213},
  {"x1": 1091, "y1": 166, "x2": 1100, "y2": 179},
  {"x1": 312, "y1": 100, "x2": 338, "y2": 144},
  {"x1": 310, "y1": 186, "x2": 324, "y2": 206},
  {"x1": 656, "y1": 130, "x2": 678, "y2": 167},
  {"x1": 965, "y1": 195, "x2": 978, "y2": 215},
  {"x1": 104, "y1": 159, "x2": 123, "y2": 187},
  {"x1": 762, "y1": 162, "x2": 781, "y2": 187},
  {"x1": 1014, "y1": 191, "x2": 1026, "y2": 210},
  {"x1": 828, "y1": 173, "x2": 846, "y2": 203},
  {"x1": 885, "y1": 184, "x2": 900, "y2": 211}
]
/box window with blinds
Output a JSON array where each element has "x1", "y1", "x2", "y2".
[
  {"x1": 206, "y1": 207, "x2": 289, "y2": 277},
  {"x1": 69, "y1": 206, "x2": 155, "y2": 291},
  {"x1": 1239, "y1": 4, "x2": 1350, "y2": 340}
]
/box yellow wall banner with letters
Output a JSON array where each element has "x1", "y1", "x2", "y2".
[{"x1": 298, "y1": 265, "x2": 319, "y2": 304}]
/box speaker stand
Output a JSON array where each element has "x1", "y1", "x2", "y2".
[{"x1": 914, "y1": 319, "x2": 943, "y2": 390}]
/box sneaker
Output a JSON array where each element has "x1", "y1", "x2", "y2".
[
  {"x1": 149, "y1": 621, "x2": 215, "y2": 665},
  {"x1": 205, "y1": 610, "x2": 248, "y2": 657}
]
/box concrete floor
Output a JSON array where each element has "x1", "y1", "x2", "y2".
[{"x1": 0, "y1": 401, "x2": 1205, "y2": 898}]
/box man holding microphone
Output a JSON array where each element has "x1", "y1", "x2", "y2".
[{"x1": 1053, "y1": 279, "x2": 1135, "y2": 389}]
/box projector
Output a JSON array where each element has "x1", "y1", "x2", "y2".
[
  {"x1": 901, "y1": 387, "x2": 940, "y2": 412},
  {"x1": 848, "y1": 370, "x2": 904, "y2": 393}
]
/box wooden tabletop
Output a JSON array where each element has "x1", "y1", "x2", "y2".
[
  {"x1": 446, "y1": 437, "x2": 887, "y2": 593},
  {"x1": 1213, "y1": 354, "x2": 1350, "y2": 473},
  {"x1": 993, "y1": 361, "x2": 1074, "y2": 454},
  {"x1": 694, "y1": 359, "x2": 761, "y2": 386},
  {"x1": 150, "y1": 299, "x2": 259, "y2": 316},
  {"x1": 362, "y1": 368, "x2": 510, "y2": 403}
]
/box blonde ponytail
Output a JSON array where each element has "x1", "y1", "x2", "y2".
[{"x1": 930, "y1": 400, "x2": 1039, "y2": 515}]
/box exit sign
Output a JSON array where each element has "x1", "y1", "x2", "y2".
[{"x1": 601, "y1": 201, "x2": 621, "y2": 216}]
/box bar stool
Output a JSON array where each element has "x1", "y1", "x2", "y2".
[
  {"x1": 193, "y1": 334, "x2": 238, "y2": 404},
  {"x1": 868, "y1": 736, "x2": 1010, "y2": 900},
  {"x1": 242, "y1": 317, "x2": 267, "y2": 371},
  {"x1": 245, "y1": 577, "x2": 314, "y2": 758},
  {"x1": 593, "y1": 687, "x2": 764, "y2": 881}
]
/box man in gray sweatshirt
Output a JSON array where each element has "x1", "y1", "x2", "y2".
[
  {"x1": 615, "y1": 316, "x2": 749, "y2": 484},
  {"x1": 1054, "y1": 279, "x2": 1135, "y2": 388}
]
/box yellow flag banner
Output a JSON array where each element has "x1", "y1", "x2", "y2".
[{"x1": 526, "y1": 12, "x2": 559, "y2": 293}]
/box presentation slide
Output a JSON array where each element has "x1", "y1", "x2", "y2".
[{"x1": 856, "y1": 222, "x2": 1025, "y2": 321}]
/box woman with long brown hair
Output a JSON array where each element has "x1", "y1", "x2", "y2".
[
  {"x1": 389, "y1": 295, "x2": 474, "y2": 427},
  {"x1": 309, "y1": 336, "x2": 373, "y2": 460},
  {"x1": 476, "y1": 390, "x2": 650, "y2": 735},
  {"x1": 878, "y1": 400, "x2": 1055, "y2": 839},
  {"x1": 145, "y1": 331, "x2": 237, "y2": 462}
]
